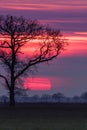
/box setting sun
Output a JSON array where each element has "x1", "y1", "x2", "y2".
[{"x1": 24, "y1": 77, "x2": 51, "y2": 90}]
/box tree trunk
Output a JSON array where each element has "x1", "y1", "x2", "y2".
[{"x1": 9, "y1": 89, "x2": 15, "y2": 107}]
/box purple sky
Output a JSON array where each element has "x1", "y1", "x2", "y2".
[{"x1": 0, "y1": 0, "x2": 87, "y2": 97}]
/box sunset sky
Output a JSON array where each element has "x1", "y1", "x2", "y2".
[{"x1": 0, "y1": 0, "x2": 87, "y2": 97}]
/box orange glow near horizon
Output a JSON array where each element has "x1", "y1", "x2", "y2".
[
  {"x1": 24, "y1": 34, "x2": 87, "y2": 57},
  {"x1": 60, "y1": 33, "x2": 87, "y2": 57},
  {"x1": 0, "y1": 33, "x2": 87, "y2": 58},
  {"x1": 24, "y1": 77, "x2": 51, "y2": 90}
]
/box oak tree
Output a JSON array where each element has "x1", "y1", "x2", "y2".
[{"x1": 0, "y1": 15, "x2": 66, "y2": 106}]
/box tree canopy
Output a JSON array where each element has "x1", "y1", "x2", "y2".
[{"x1": 0, "y1": 15, "x2": 66, "y2": 106}]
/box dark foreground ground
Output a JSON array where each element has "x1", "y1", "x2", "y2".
[{"x1": 0, "y1": 103, "x2": 87, "y2": 130}]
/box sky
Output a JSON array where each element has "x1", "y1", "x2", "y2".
[{"x1": 0, "y1": 0, "x2": 87, "y2": 97}]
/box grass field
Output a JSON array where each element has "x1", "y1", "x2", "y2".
[{"x1": 0, "y1": 103, "x2": 87, "y2": 130}]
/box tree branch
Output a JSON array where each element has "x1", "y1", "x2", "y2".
[
  {"x1": 0, "y1": 54, "x2": 11, "y2": 69},
  {"x1": 15, "y1": 48, "x2": 59, "y2": 80},
  {"x1": 0, "y1": 74, "x2": 10, "y2": 90}
]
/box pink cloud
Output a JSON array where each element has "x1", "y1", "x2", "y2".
[
  {"x1": 39, "y1": 19, "x2": 86, "y2": 24},
  {"x1": 0, "y1": 1, "x2": 87, "y2": 12},
  {"x1": 60, "y1": 33, "x2": 87, "y2": 57}
]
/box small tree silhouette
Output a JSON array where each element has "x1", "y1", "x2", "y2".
[
  {"x1": 81, "y1": 92, "x2": 87, "y2": 102},
  {"x1": 52, "y1": 92, "x2": 65, "y2": 102},
  {"x1": 0, "y1": 15, "x2": 66, "y2": 106}
]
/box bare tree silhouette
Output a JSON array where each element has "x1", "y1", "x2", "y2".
[{"x1": 0, "y1": 15, "x2": 66, "y2": 106}]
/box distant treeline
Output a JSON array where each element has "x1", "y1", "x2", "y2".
[{"x1": 1, "y1": 92, "x2": 87, "y2": 103}]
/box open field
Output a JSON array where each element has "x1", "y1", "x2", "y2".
[{"x1": 0, "y1": 103, "x2": 87, "y2": 130}]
